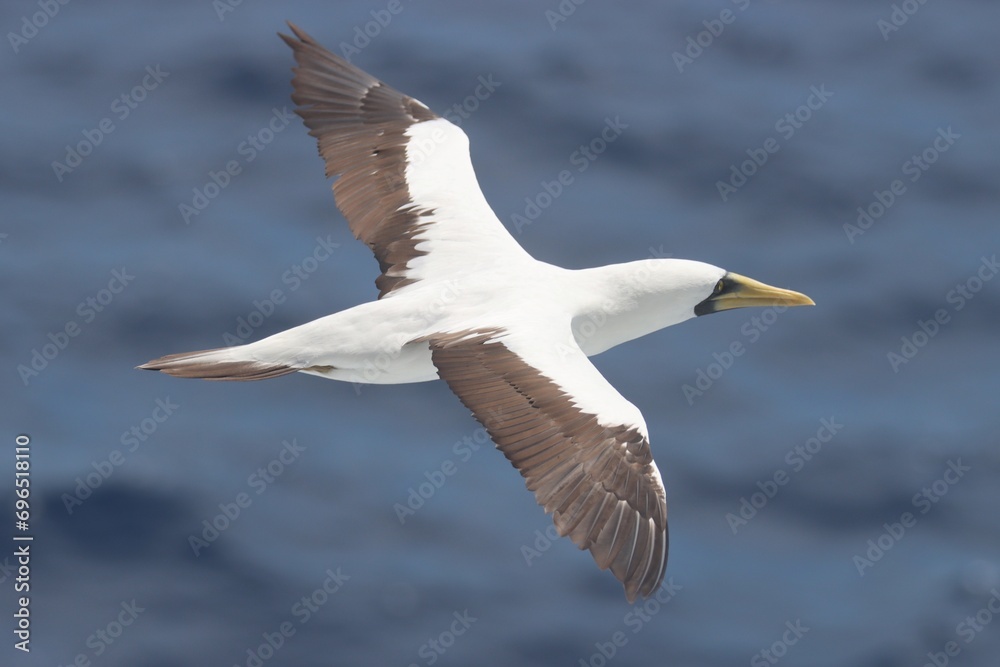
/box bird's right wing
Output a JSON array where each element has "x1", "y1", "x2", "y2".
[
  {"x1": 280, "y1": 24, "x2": 530, "y2": 298},
  {"x1": 427, "y1": 328, "x2": 668, "y2": 602}
]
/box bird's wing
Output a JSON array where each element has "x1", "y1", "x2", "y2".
[
  {"x1": 280, "y1": 24, "x2": 530, "y2": 298},
  {"x1": 427, "y1": 327, "x2": 668, "y2": 602}
]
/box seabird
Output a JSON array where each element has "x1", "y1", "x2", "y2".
[{"x1": 140, "y1": 23, "x2": 814, "y2": 602}]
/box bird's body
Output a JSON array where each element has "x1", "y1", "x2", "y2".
[
  {"x1": 140, "y1": 24, "x2": 813, "y2": 602},
  {"x1": 194, "y1": 257, "x2": 725, "y2": 386}
]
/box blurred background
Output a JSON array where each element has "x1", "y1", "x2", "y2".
[{"x1": 2, "y1": 0, "x2": 999, "y2": 665}]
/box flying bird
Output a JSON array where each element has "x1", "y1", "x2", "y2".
[{"x1": 140, "y1": 23, "x2": 814, "y2": 602}]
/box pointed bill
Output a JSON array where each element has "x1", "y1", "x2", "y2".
[{"x1": 695, "y1": 272, "x2": 814, "y2": 316}]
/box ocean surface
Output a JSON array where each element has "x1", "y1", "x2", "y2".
[{"x1": 3, "y1": 1, "x2": 999, "y2": 665}]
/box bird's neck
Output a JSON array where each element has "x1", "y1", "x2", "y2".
[{"x1": 569, "y1": 260, "x2": 699, "y2": 357}]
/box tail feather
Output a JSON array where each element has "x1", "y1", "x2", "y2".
[{"x1": 137, "y1": 347, "x2": 299, "y2": 381}]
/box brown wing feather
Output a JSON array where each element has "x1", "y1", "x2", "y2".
[
  {"x1": 280, "y1": 23, "x2": 438, "y2": 297},
  {"x1": 429, "y1": 329, "x2": 668, "y2": 602}
]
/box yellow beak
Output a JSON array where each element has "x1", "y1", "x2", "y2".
[{"x1": 695, "y1": 272, "x2": 815, "y2": 316}]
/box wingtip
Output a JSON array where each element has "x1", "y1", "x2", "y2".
[
  {"x1": 280, "y1": 21, "x2": 313, "y2": 46},
  {"x1": 136, "y1": 358, "x2": 167, "y2": 372}
]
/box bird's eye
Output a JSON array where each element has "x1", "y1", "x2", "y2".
[{"x1": 714, "y1": 279, "x2": 725, "y2": 294}]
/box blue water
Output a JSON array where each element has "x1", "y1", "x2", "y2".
[{"x1": 3, "y1": 1, "x2": 1000, "y2": 665}]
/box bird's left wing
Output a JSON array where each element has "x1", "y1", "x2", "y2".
[
  {"x1": 280, "y1": 24, "x2": 530, "y2": 298},
  {"x1": 427, "y1": 328, "x2": 668, "y2": 602}
]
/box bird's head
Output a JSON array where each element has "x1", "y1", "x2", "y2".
[
  {"x1": 581, "y1": 258, "x2": 815, "y2": 354},
  {"x1": 623, "y1": 258, "x2": 815, "y2": 324},
  {"x1": 625, "y1": 259, "x2": 814, "y2": 328}
]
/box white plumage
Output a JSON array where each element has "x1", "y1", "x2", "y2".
[{"x1": 140, "y1": 23, "x2": 813, "y2": 601}]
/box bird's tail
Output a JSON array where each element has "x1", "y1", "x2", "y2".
[{"x1": 137, "y1": 345, "x2": 299, "y2": 381}]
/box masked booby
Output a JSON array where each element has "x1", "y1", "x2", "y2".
[{"x1": 139, "y1": 23, "x2": 814, "y2": 602}]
